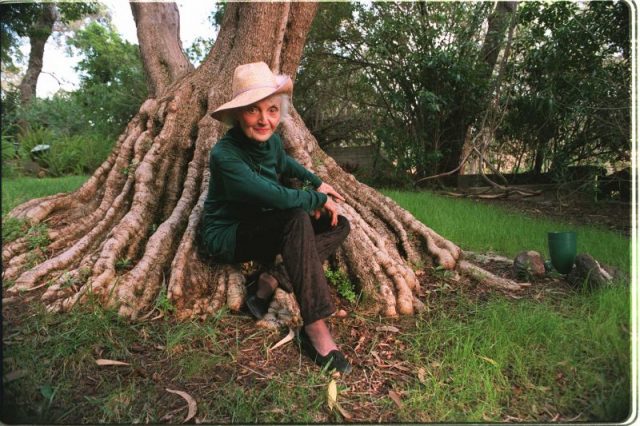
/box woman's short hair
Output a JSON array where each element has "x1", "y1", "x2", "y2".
[{"x1": 222, "y1": 94, "x2": 290, "y2": 127}]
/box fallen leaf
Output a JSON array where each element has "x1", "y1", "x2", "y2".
[
  {"x1": 327, "y1": 379, "x2": 352, "y2": 419},
  {"x1": 95, "y1": 359, "x2": 130, "y2": 366},
  {"x1": 269, "y1": 328, "x2": 294, "y2": 352},
  {"x1": 354, "y1": 336, "x2": 366, "y2": 352},
  {"x1": 376, "y1": 325, "x2": 400, "y2": 333},
  {"x1": 4, "y1": 369, "x2": 28, "y2": 382},
  {"x1": 388, "y1": 390, "x2": 404, "y2": 408},
  {"x1": 335, "y1": 403, "x2": 353, "y2": 420},
  {"x1": 166, "y1": 388, "x2": 197, "y2": 423},
  {"x1": 417, "y1": 367, "x2": 427, "y2": 384},
  {"x1": 477, "y1": 355, "x2": 498, "y2": 367},
  {"x1": 327, "y1": 379, "x2": 338, "y2": 411}
]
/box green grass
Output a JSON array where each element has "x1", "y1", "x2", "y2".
[
  {"x1": 383, "y1": 189, "x2": 630, "y2": 272},
  {"x1": 396, "y1": 284, "x2": 630, "y2": 422},
  {"x1": 1, "y1": 178, "x2": 632, "y2": 423},
  {"x1": 2, "y1": 175, "x2": 89, "y2": 216}
]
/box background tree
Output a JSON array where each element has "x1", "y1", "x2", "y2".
[
  {"x1": 0, "y1": 2, "x2": 100, "y2": 107},
  {"x1": 294, "y1": 3, "x2": 376, "y2": 149},
  {"x1": 4, "y1": 2, "x2": 522, "y2": 325},
  {"x1": 2, "y1": 20, "x2": 148, "y2": 178},
  {"x1": 499, "y1": 1, "x2": 630, "y2": 179},
  {"x1": 289, "y1": 1, "x2": 629, "y2": 187}
]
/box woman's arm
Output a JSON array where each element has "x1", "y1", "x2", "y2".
[{"x1": 214, "y1": 154, "x2": 327, "y2": 212}]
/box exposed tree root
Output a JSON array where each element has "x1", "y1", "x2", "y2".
[{"x1": 458, "y1": 260, "x2": 530, "y2": 292}]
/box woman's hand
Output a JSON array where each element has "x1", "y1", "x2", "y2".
[
  {"x1": 312, "y1": 183, "x2": 343, "y2": 227},
  {"x1": 317, "y1": 182, "x2": 345, "y2": 203},
  {"x1": 321, "y1": 196, "x2": 340, "y2": 227}
]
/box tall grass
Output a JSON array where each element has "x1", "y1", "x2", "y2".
[{"x1": 384, "y1": 190, "x2": 630, "y2": 272}]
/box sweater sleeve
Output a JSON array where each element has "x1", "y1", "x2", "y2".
[
  {"x1": 213, "y1": 153, "x2": 327, "y2": 212},
  {"x1": 281, "y1": 156, "x2": 323, "y2": 188}
]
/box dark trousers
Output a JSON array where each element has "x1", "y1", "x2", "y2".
[{"x1": 234, "y1": 208, "x2": 350, "y2": 324}]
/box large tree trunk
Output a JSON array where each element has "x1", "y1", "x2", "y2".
[
  {"x1": 130, "y1": 2, "x2": 193, "y2": 97},
  {"x1": 3, "y1": 3, "x2": 524, "y2": 324},
  {"x1": 18, "y1": 3, "x2": 58, "y2": 106}
]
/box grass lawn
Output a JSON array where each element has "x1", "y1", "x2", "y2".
[{"x1": 1, "y1": 176, "x2": 632, "y2": 423}]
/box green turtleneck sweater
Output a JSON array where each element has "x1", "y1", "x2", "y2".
[{"x1": 200, "y1": 127, "x2": 327, "y2": 262}]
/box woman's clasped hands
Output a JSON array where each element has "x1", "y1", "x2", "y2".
[{"x1": 313, "y1": 182, "x2": 345, "y2": 227}]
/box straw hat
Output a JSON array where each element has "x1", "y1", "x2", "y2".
[{"x1": 211, "y1": 61, "x2": 293, "y2": 122}]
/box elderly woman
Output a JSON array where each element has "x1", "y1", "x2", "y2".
[{"x1": 198, "y1": 62, "x2": 352, "y2": 374}]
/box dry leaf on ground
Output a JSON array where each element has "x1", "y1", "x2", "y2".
[
  {"x1": 166, "y1": 388, "x2": 197, "y2": 423},
  {"x1": 95, "y1": 359, "x2": 130, "y2": 366},
  {"x1": 269, "y1": 328, "x2": 294, "y2": 352},
  {"x1": 327, "y1": 379, "x2": 352, "y2": 420},
  {"x1": 478, "y1": 355, "x2": 498, "y2": 367},
  {"x1": 417, "y1": 367, "x2": 427, "y2": 384},
  {"x1": 388, "y1": 390, "x2": 404, "y2": 408},
  {"x1": 4, "y1": 369, "x2": 28, "y2": 382},
  {"x1": 375, "y1": 325, "x2": 400, "y2": 333},
  {"x1": 328, "y1": 379, "x2": 338, "y2": 410}
]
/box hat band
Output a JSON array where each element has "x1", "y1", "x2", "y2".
[{"x1": 233, "y1": 82, "x2": 278, "y2": 98}]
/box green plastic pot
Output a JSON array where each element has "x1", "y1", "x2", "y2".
[{"x1": 547, "y1": 231, "x2": 577, "y2": 274}]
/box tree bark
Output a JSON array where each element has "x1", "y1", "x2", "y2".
[
  {"x1": 3, "y1": 2, "x2": 526, "y2": 324},
  {"x1": 18, "y1": 3, "x2": 58, "y2": 106},
  {"x1": 130, "y1": 1, "x2": 193, "y2": 97},
  {"x1": 459, "y1": 1, "x2": 519, "y2": 176},
  {"x1": 456, "y1": 1, "x2": 519, "y2": 175}
]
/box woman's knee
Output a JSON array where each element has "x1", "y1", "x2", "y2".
[
  {"x1": 336, "y1": 215, "x2": 351, "y2": 237},
  {"x1": 283, "y1": 208, "x2": 311, "y2": 225}
]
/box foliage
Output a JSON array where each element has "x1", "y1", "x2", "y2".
[
  {"x1": 296, "y1": 1, "x2": 629, "y2": 183},
  {"x1": 295, "y1": 3, "x2": 376, "y2": 149},
  {"x1": 9, "y1": 125, "x2": 110, "y2": 177},
  {"x1": 65, "y1": 21, "x2": 147, "y2": 137},
  {"x1": 499, "y1": 1, "x2": 630, "y2": 176},
  {"x1": 3, "y1": 21, "x2": 146, "y2": 177},
  {"x1": 325, "y1": 268, "x2": 358, "y2": 303},
  {"x1": 0, "y1": 2, "x2": 100, "y2": 69},
  {"x1": 26, "y1": 223, "x2": 49, "y2": 250},
  {"x1": 297, "y1": 3, "x2": 504, "y2": 179},
  {"x1": 7, "y1": 20, "x2": 146, "y2": 141},
  {"x1": 184, "y1": 4, "x2": 224, "y2": 65},
  {"x1": 2, "y1": 217, "x2": 28, "y2": 244},
  {"x1": 2, "y1": 128, "x2": 20, "y2": 178}
]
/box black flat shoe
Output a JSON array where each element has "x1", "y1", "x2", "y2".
[
  {"x1": 296, "y1": 328, "x2": 352, "y2": 374},
  {"x1": 245, "y1": 292, "x2": 270, "y2": 319}
]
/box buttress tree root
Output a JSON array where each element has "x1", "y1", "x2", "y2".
[{"x1": 2, "y1": 2, "x2": 528, "y2": 327}]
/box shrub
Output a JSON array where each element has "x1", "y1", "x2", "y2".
[
  {"x1": 14, "y1": 127, "x2": 114, "y2": 177},
  {"x1": 2, "y1": 133, "x2": 20, "y2": 177}
]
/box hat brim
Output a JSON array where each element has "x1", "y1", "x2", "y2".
[{"x1": 211, "y1": 75, "x2": 293, "y2": 122}]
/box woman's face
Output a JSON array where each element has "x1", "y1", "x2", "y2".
[{"x1": 237, "y1": 95, "x2": 281, "y2": 142}]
